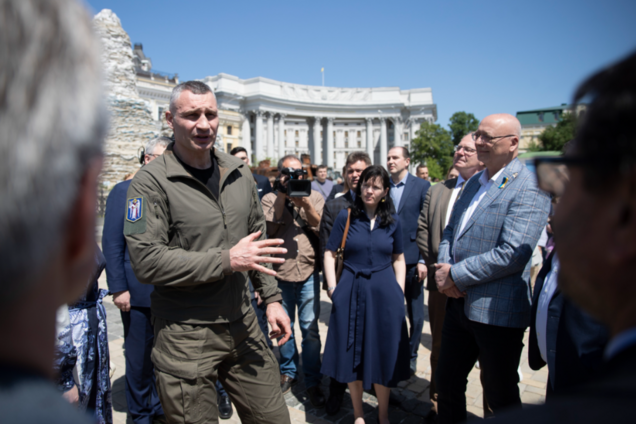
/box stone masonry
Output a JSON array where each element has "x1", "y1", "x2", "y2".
[{"x1": 93, "y1": 10, "x2": 160, "y2": 186}]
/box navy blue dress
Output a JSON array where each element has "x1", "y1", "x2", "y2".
[{"x1": 321, "y1": 209, "x2": 411, "y2": 389}]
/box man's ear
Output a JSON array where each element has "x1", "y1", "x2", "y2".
[
  {"x1": 608, "y1": 170, "x2": 636, "y2": 265},
  {"x1": 510, "y1": 136, "x2": 519, "y2": 152},
  {"x1": 166, "y1": 110, "x2": 174, "y2": 130},
  {"x1": 60, "y1": 157, "x2": 103, "y2": 303}
]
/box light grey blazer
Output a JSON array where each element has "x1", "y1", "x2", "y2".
[{"x1": 438, "y1": 158, "x2": 550, "y2": 328}]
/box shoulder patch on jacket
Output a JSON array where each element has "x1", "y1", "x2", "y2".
[{"x1": 124, "y1": 197, "x2": 147, "y2": 235}]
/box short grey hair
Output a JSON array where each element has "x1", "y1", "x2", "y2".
[
  {"x1": 169, "y1": 81, "x2": 214, "y2": 114},
  {"x1": 278, "y1": 154, "x2": 302, "y2": 170},
  {"x1": 145, "y1": 136, "x2": 172, "y2": 156},
  {"x1": 0, "y1": 0, "x2": 107, "y2": 304}
]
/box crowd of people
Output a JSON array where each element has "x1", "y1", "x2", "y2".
[{"x1": 1, "y1": 1, "x2": 636, "y2": 424}]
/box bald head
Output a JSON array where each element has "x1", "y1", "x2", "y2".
[{"x1": 474, "y1": 114, "x2": 521, "y2": 176}]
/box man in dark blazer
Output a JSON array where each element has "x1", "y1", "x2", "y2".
[
  {"x1": 416, "y1": 133, "x2": 483, "y2": 418},
  {"x1": 318, "y1": 151, "x2": 371, "y2": 415},
  {"x1": 387, "y1": 146, "x2": 431, "y2": 375},
  {"x1": 103, "y1": 136, "x2": 170, "y2": 424},
  {"x1": 491, "y1": 50, "x2": 636, "y2": 424},
  {"x1": 230, "y1": 146, "x2": 272, "y2": 200},
  {"x1": 529, "y1": 251, "x2": 609, "y2": 398},
  {"x1": 434, "y1": 114, "x2": 551, "y2": 423}
]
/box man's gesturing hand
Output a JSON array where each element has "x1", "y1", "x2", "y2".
[
  {"x1": 266, "y1": 302, "x2": 292, "y2": 345},
  {"x1": 230, "y1": 231, "x2": 286, "y2": 276}
]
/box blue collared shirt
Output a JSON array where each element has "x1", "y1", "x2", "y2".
[{"x1": 390, "y1": 173, "x2": 409, "y2": 210}]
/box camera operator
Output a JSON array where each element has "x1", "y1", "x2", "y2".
[{"x1": 261, "y1": 155, "x2": 326, "y2": 407}]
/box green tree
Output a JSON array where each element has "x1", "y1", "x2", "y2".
[
  {"x1": 448, "y1": 111, "x2": 479, "y2": 145},
  {"x1": 411, "y1": 121, "x2": 454, "y2": 181},
  {"x1": 534, "y1": 113, "x2": 577, "y2": 152}
]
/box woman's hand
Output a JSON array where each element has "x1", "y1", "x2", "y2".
[
  {"x1": 324, "y1": 250, "x2": 338, "y2": 299},
  {"x1": 392, "y1": 253, "x2": 406, "y2": 293}
]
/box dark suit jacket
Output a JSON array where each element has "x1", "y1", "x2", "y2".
[
  {"x1": 416, "y1": 178, "x2": 457, "y2": 290},
  {"x1": 254, "y1": 173, "x2": 272, "y2": 200},
  {"x1": 102, "y1": 180, "x2": 153, "y2": 308},
  {"x1": 491, "y1": 343, "x2": 636, "y2": 423},
  {"x1": 529, "y1": 253, "x2": 609, "y2": 394},
  {"x1": 326, "y1": 184, "x2": 344, "y2": 202},
  {"x1": 318, "y1": 191, "x2": 354, "y2": 290},
  {"x1": 395, "y1": 173, "x2": 431, "y2": 265}
]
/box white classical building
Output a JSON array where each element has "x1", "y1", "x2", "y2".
[{"x1": 202, "y1": 73, "x2": 436, "y2": 170}]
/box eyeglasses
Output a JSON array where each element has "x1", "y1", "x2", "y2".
[
  {"x1": 534, "y1": 156, "x2": 593, "y2": 197},
  {"x1": 454, "y1": 145, "x2": 477, "y2": 154},
  {"x1": 472, "y1": 132, "x2": 516, "y2": 145},
  {"x1": 145, "y1": 153, "x2": 160, "y2": 159}
]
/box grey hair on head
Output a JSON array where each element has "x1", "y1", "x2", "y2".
[
  {"x1": 169, "y1": 81, "x2": 215, "y2": 114},
  {"x1": 278, "y1": 154, "x2": 302, "y2": 170},
  {"x1": 0, "y1": 0, "x2": 107, "y2": 305},
  {"x1": 145, "y1": 136, "x2": 172, "y2": 156}
]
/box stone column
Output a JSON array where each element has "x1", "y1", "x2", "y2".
[
  {"x1": 255, "y1": 110, "x2": 264, "y2": 163},
  {"x1": 266, "y1": 112, "x2": 274, "y2": 160},
  {"x1": 241, "y1": 111, "x2": 252, "y2": 160},
  {"x1": 327, "y1": 117, "x2": 335, "y2": 169},
  {"x1": 365, "y1": 117, "x2": 374, "y2": 163},
  {"x1": 277, "y1": 114, "x2": 286, "y2": 159},
  {"x1": 380, "y1": 117, "x2": 388, "y2": 169},
  {"x1": 312, "y1": 116, "x2": 322, "y2": 164},
  {"x1": 393, "y1": 116, "x2": 403, "y2": 147}
]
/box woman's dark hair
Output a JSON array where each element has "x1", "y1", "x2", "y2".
[{"x1": 352, "y1": 165, "x2": 395, "y2": 228}]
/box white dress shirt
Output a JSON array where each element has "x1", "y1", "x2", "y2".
[
  {"x1": 444, "y1": 174, "x2": 466, "y2": 228},
  {"x1": 453, "y1": 167, "x2": 504, "y2": 261},
  {"x1": 535, "y1": 254, "x2": 560, "y2": 362},
  {"x1": 419, "y1": 175, "x2": 466, "y2": 266}
]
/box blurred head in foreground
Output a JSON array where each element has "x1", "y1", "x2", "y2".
[{"x1": 0, "y1": 0, "x2": 107, "y2": 376}]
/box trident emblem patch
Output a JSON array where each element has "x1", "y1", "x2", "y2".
[{"x1": 127, "y1": 197, "x2": 143, "y2": 222}]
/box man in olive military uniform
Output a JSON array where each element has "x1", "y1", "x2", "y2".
[{"x1": 124, "y1": 81, "x2": 292, "y2": 424}]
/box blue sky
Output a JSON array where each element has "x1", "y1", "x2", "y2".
[{"x1": 84, "y1": 0, "x2": 636, "y2": 128}]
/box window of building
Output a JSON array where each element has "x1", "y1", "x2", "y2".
[
  {"x1": 226, "y1": 143, "x2": 232, "y2": 152},
  {"x1": 403, "y1": 132, "x2": 409, "y2": 141},
  {"x1": 357, "y1": 131, "x2": 361, "y2": 137},
  {"x1": 357, "y1": 140, "x2": 361, "y2": 148},
  {"x1": 227, "y1": 126, "x2": 232, "y2": 135},
  {"x1": 295, "y1": 130, "x2": 299, "y2": 137},
  {"x1": 295, "y1": 140, "x2": 299, "y2": 147},
  {"x1": 333, "y1": 152, "x2": 336, "y2": 160}
]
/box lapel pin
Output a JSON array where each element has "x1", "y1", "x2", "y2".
[{"x1": 498, "y1": 177, "x2": 509, "y2": 189}]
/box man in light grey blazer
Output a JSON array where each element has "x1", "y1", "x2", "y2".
[{"x1": 433, "y1": 114, "x2": 551, "y2": 423}]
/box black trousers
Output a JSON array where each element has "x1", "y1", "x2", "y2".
[
  {"x1": 436, "y1": 298, "x2": 525, "y2": 424},
  {"x1": 404, "y1": 264, "x2": 425, "y2": 364},
  {"x1": 121, "y1": 307, "x2": 163, "y2": 424}
]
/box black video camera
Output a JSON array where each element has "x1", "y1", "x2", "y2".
[{"x1": 275, "y1": 167, "x2": 311, "y2": 197}]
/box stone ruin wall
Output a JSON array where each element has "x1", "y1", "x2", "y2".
[{"x1": 93, "y1": 9, "x2": 160, "y2": 188}]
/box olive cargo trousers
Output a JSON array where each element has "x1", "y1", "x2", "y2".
[{"x1": 151, "y1": 309, "x2": 290, "y2": 424}]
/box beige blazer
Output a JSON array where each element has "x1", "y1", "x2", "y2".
[{"x1": 416, "y1": 178, "x2": 457, "y2": 291}]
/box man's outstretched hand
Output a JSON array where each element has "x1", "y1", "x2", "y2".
[
  {"x1": 230, "y1": 231, "x2": 286, "y2": 276},
  {"x1": 266, "y1": 302, "x2": 292, "y2": 345}
]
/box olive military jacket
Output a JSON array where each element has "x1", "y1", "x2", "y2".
[{"x1": 124, "y1": 143, "x2": 282, "y2": 324}]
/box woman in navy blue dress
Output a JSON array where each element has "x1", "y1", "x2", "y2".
[{"x1": 322, "y1": 165, "x2": 410, "y2": 424}]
